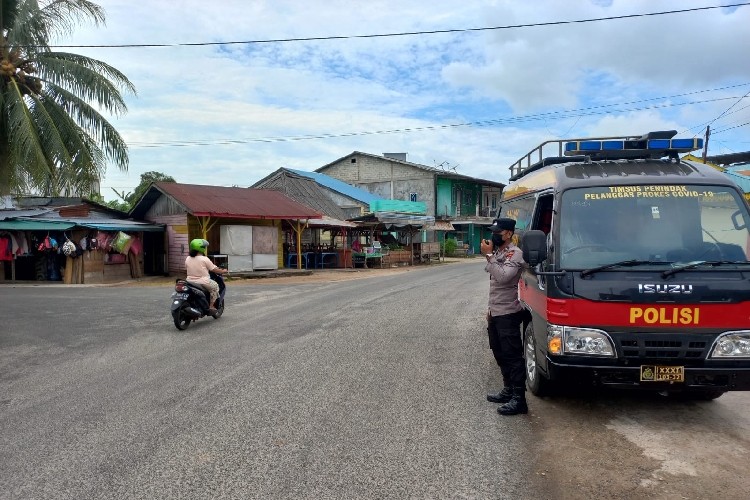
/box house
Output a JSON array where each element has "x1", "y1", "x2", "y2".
[
  {"x1": 251, "y1": 168, "x2": 367, "y2": 267},
  {"x1": 706, "y1": 152, "x2": 750, "y2": 202},
  {"x1": 129, "y1": 183, "x2": 322, "y2": 275},
  {"x1": 253, "y1": 167, "x2": 380, "y2": 219},
  {"x1": 0, "y1": 196, "x2": 163, "y2": 283},
  {"x1": 315, "y1": 152, "x2": 505, "y2": 253}
]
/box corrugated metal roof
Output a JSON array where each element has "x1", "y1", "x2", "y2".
[
  {"x1": 724, "y1": 170, "x2": 750, "y2": 193},
  {"x1": 0, "y1": 219, "x2": 76, "y2": 230},
  {"x1": 307, "y1": 216, "x2": 358, "y2": 228},
  {"x1": 0, "y1": 217, "x2": 163, "y2": 232},
  {"x1": 285, "y1": 168, "x2": 382, "y2": 204},
  {"x1": 152, "y1": 183, "x2": 323, "y2": 219},
  {"x1": 0, "y1": 209, "x2": 52, "y2": 220},
  {"x1": 706, "y1": 151, "x2": 750, "y2": 166},
  {"x1": 251, "y1": 169, "x2": 350, "y2": 219},
  {"x1": 351, "y1": 212, "x2": 435, "y2": 228},
  {"x1": 424, "y1": 221, "x2": 455, "y2": 231}
]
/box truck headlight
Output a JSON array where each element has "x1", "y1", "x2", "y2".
[
  {"x1": 547, "y1": 324, "x2": 616, "y2": 357},
  {"x1": 709, "y1": 331, "x2": 750, "y2": 358}
]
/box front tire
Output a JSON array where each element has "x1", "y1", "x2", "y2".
[
  {"x1": 525, "y1": 322, "x2": 554, "y2": 396},
  {"x1": 173, "y1": 307, "x2": 191, "y2": 330}
]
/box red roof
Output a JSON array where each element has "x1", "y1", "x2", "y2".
[{"x1": 155, "y1": 183, "x2": 322, "y2": 219}]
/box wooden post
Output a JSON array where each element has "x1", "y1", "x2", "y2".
[{"x1": 702, "y1": 126, "x2": 710, "y2": 163}]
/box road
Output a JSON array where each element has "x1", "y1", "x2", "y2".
[{"x1": 1, "y1": 261, "x2": 749, "y2": 499}]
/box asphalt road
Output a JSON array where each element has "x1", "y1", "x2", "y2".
[{"x1": 1, "y1": 261, "x2": 749, "y2": 499}]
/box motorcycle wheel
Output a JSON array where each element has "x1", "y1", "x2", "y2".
[
  {"x1": 173, "y1": 307, "x2": 191, "y2": 330},
  {"x1": 212, "y1": 300, "x2": 224, "y2": 319}
]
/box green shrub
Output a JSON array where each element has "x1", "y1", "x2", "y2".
[{"x1": 444, "y1": 238, "x2": 458, "y2": 256}]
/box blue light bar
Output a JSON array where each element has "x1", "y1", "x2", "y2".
[
  {"x1": 565, "y1": 141, "x2": 602, "y2": 151},
  {"x1": 671, "y1": 138, "x2": 703, "y2": 149},
  {"x1": 563, "y1": 134, "x2": 704, "y2": 159},
  {"x1": 648, "y1": 139, "x2": 671, "y2": 149}
]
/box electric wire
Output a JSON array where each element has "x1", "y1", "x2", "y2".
[
  {"x1": 128, "y1": 91, "x2": 748, "y2": 148},
  {"x1": 48, "y1": 3, "x2": 750, "y2": 49}
]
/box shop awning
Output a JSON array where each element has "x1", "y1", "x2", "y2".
[
  {"x1": 78, "y1": 222, "x2": 164, "y2": 232},
  {"x1": 0, "y1": 218, "x2": 164, "y2": 232},
  {"x1": 306, "y1": 216, "x2": 357, "y2": 228},
  {"x1": 0, "y1": 220, "x2": 76, "y2": 230},
  {"x1": 423, "y1": 221, "x2": 455, "y2": 231}
]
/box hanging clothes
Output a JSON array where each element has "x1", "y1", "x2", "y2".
[{"x1": 0, "y1": 234, "x2": 11, "y2": 261}]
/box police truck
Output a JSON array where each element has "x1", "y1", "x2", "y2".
[{"x1": 501, "y1": 131, "x2": 750, "y2": 399}]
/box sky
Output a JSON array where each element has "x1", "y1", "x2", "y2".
[{"x1": 62, "y1": 0, "x2": 750, "y2": 201}]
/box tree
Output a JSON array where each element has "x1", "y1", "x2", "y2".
[
  {"x1": 0, "y1": 0, "x2": 136, "y2": 197},
  {"x1": 127, "y1": 171, "x2": 174, "y2": 206},
  {"x1": 88, "y1": 170, "x2": 175, "y2": 212}
]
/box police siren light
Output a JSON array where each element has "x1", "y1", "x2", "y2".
[{"x1": 564, "y1": 130, "x2": 703, "y2": 160}]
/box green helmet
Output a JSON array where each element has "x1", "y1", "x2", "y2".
[{"x1": 189, "y1": 238, "x2": 209, "y2": 255}]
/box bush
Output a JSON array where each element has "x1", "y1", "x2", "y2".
[{"x1": 444, "y1": 238, "x2": 458, "y2": 256}]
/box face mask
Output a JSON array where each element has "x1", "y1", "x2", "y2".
[{"x1": 491, "y1": 233, "x2": 504, "y2": 248}]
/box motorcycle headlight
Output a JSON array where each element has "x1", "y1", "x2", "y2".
[
  {"x1": 709, "y1": 331, "x2": 750, "y2": 358},
  {"x1": 546, "y1": 324, "x2": 616, "y2": 357}
]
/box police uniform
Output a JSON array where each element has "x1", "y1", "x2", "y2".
[{"x1": 484, "y1": 218, "x2": 529, "y2": 415}]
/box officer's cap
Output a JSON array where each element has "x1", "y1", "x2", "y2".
[{"x1": 488, "y1": 217, "x2": 516, "y2": 232}]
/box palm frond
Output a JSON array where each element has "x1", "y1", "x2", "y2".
[
  {"x1": 5, "y1": 0, "x2": 52, "y2": 50},
  {"x1": 43, "y1": 82, "x2": 129, "y2": 170},
  {"x1": 35, "y1": 51, "x2": 136, "y2": 114},
  {"x1": 29, "y1": 91, "x2": 79, "y2": 168},
  {"x1": 6, "y1": 1, "x2": 105, "y2": 59},
  {"x1": 1, "y1": 1, "x2": 133, "y2": 196},
  {"x1": 4, "y1": 80, "x2": 51, "y2": 185}
]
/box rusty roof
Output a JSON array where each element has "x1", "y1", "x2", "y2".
[{"x1": 147, "y1": 183, "x2": 322, "y2": 220}]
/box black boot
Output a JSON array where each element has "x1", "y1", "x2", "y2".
[
  {"x1": 486, "y1": 386, "x2": 513, "y2": 404},
  {"x1": 497, "y1": 388, "x2": 528, "y2": 416}
]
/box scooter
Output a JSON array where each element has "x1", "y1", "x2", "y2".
[{"x1": 170, "y1": 271, "x2": 226, "y2": 330}]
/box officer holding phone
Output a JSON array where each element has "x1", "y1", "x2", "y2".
[{"x1": 480, "y1": 217, "x2": 528, "y2": 416}]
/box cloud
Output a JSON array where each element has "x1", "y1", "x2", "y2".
[{"x1": 59, "y1": 0, "x2": 750, "y2": 197}]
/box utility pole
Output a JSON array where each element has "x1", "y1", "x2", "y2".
[{"x1": 702, "y1": 126, "x2": 711, "y2": 163}]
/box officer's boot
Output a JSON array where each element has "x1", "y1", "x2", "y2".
[
  {"x1": 486, "y1": 385, "x2": 514, "y2": 404},
  {"x1": 497, "y1": 387, "x2": 528, "y2": 416}
]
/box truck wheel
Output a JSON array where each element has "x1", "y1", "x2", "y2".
[{"x1": 525, "y1": 323, "x2": 554, "y2": 397}]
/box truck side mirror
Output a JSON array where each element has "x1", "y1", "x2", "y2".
[{"x1": 521, "y1": 230, "x2": 547, "y2": 266}]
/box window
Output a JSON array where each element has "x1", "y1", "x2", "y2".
[
  {"x1": 499, "y1": 196, "x2": 535, "y2": 232},
  {"x1": 409, "y1": 193, "x2": 418, "y2": 202},
  {"x1": 350, "y1": 158, "x2": 356, "y2": 163},
  {"x1": 491, "y1": 194, "x2": 498, "y2": 209},
  {"x1": 559, "y1": 185, "x2": 750, "y2": 268}
]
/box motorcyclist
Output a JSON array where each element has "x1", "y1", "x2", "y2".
[{"x1": 185, "y1": 239, "x2": 227, "y2": 315}]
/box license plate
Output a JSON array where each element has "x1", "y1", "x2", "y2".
[
  {"x1": 640, "y1": 365, "x2": 684, "y2": 382},
  {"x1": 171, "y1": 292, "x2": 189, "y2": 300}
]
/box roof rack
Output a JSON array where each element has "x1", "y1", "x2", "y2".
[{"x1": 508, "y1": 130, "x2": 704, "y2": 180}]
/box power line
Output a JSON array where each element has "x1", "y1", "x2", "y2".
[
  {"x1": 705, "y1": 89, "x2": 750, "y2": 127},
  {"x1": 681, "y1": 101, "x2": 750, "y2": 135},
  {"x1": 128, "y1": 94, "x2": 745, "y2": 148},
  {"x1": 49, "y1": 3, "x2": 750, "y2": 49},
  {"x1": 713, "y1": 121, "x2": 750, "y2": 134}
]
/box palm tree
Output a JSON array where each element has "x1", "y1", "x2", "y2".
[{"x1": 0, "y1": 0, "x2": 135, "y2": 197}]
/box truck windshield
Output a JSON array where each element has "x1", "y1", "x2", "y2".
[{"x1": 559, "y1": 184, "x2": 750, "y2": 269}]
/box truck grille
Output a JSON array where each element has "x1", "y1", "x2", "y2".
[{"x1": 618, "y1": 338, "x2": 708, "y2": 359}]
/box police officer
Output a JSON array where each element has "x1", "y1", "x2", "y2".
[{"x1": 480, "y1": 217, "x2": 528, "y2": 416}]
